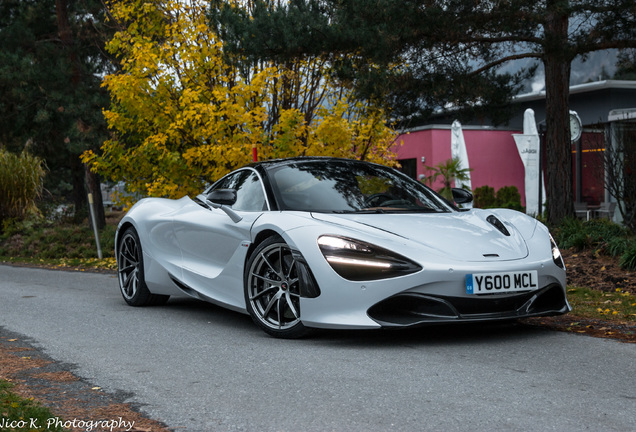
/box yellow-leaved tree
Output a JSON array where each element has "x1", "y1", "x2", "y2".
[{"x1": 82, "y1": 0, "x2": 397, "y2": 207}]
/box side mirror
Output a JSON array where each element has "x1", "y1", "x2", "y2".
[
  {"x1": 206, "y1": 189, "x2": 237, "y2": 206},
  {"x1": 451, "y1": 188, "x2": 473, "y2": 204},
  {"x1": 205, "y1": 189, "x2": 242, "y2": 223}
]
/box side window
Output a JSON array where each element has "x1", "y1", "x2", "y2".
[
  {"x1": 212, "y1": 171, "x2": 243, "y2": 191},
  {"x1": 212, "y1": 170, "x2": 266, "y2": 212}
]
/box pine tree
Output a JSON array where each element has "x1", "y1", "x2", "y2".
[
  {"x1": 0, "y1": 0, "x2": 112, "y2": 227},
  {"x1": 615, "y1": 50, "x2": 636, "y2": 80}
]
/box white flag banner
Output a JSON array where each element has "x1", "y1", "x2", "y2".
[{"x1": 514, "y1": 109, "x2": 546, "y2": 216}]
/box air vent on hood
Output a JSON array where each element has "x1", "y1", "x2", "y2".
[{"x1": 487, "y1": 215, "x2": 510, "y2": 236}]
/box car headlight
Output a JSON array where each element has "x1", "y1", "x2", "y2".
[
  {"x1": 550, "y1": 234, "x2": 565, "y2": 270},
  {"x1": 318, "y1": 235, "x2": 422, "y2": 281}
]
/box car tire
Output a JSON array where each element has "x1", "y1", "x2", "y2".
[
  {"x1": 117, "y1": 227, "x2": 169, "y2": 306},
  {"x1": 245, "y1": 236, "x2": 309, "y2": 338}
]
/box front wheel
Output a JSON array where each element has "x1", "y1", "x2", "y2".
[
  {"x1": 117, "y1": 227, "x2": 169, "y2": 306},
  {"x1": 245, "y1": 237, "x2": 309, "y2": 338}
]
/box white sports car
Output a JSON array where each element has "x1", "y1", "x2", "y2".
[{"x1": 116, "y1": 157, "x2": 569, "y2": 338}]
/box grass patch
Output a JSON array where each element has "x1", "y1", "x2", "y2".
[
  {"x1": 0, "y1": 221, "x2": 116, "y2": 260},
  {"x1": 0, "y1": 212, "x2": 120, "y2": 271},
  {"x1": 567, "y1": 287, "x2": 636, "y2": 322},
  {"x1": 0, "y1": 380, "x2": 69, "y2": 431}
]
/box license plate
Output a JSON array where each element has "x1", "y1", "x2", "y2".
[{"x1": 465, "y1": 271, "x2": 538, "y2": 295}]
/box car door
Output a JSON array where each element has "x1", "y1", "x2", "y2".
[{"x1": 172, "y1": 169, "x2": 267, "y2": 309}]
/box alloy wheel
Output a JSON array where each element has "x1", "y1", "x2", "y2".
[
  {"x1": 118, "y1": 231, "x2": 141, "y2": 301},
  {"x1": 247, "y1": 242, "x2": 302, "y2": 331}
]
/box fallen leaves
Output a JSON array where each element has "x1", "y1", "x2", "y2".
[
  {"x1": 1, "y1": 334, "x2": 173, "y2": 432},
  {"x1": 524, "y1": 316, "x2": 636, "y2": 343}
]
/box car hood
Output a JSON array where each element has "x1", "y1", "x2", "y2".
[{"x1": 311, "y1": 210, "x2": 530, "y2": 262}]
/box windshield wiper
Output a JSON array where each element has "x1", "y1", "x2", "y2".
[
  {"x1": 399, "y1": 207, "x2": 445, "y2": 213},
  {"x1": 332, "y1": 209, "x2": 386, "y2": 214}
]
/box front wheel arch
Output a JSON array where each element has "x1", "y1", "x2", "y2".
[{"x1": 243, "y1": 229, "x2": 283, "y2": 268}]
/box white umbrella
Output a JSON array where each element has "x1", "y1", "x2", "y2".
[
  {"x1": 451, "y1": 120, "x2": 472, "y2": 208},
  {"x1": 451, "y1": 120, "x2": 472, "y2": 190},
  {"x1": 523, "y1": 108, "x2": 539, "y2": 135}
]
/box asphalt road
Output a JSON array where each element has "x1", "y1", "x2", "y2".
[{"x1": 0, "y1": 264, "x2": 635, "y2": 432}]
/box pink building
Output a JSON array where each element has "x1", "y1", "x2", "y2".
[{"x1": 394, "y1": 125, "x2": 527, "y2": 204}]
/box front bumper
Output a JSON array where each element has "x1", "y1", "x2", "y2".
[{"x1": 367, "y1": 284, "x2": 570, "y2": 327}]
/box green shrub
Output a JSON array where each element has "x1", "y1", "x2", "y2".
[
  {"x1": 473, "y1": 185, "x2": 524, "y2": 212},
  {"x1": 0, "y1": 149, "x2": 46, "y2": 224},
  {"x1": 553, "y1": 217, "x2": 586, "y2": 249},
  {"x1": 619, "y1": 241, "x2": 636, "y2": 270},
  {"x1": 578, "y1": 217, "x2": 626, "y2": 239},
  {"x1": 562, "y1": 218, "x2": 630, "y2": 251},
  {"x1": 606, "y1": 236, "x2": 630, "y2": 257},
  {"x1": 473, "y1": 185, "x2": 497, "y2": 208},
  {"x1": 495, "y1": 186, "x2": 524, "y2": 212},
  {"x1": 564, "y1": 231, "x2": 591, "y2": 251}
]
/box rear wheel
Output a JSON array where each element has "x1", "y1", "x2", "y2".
[
  {"x1": 117, "y1": 227, "x2": 169, "y2": 306},
  {"x1": 245, "y1": 236, "x2": 309, "y2": 338}
]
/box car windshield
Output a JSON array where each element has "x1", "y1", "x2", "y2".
[{"x1": 268, "y1": 160, "x2": 455, "y2": 213}]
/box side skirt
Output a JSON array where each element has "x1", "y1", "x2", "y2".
[{"x1": 169, "y1": 275, "x2": 248, "y2": 315}]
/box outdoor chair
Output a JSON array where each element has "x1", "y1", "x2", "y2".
[
  {"x1": 595, "y1": 201, "x2": 616, "y2": 220},
  {"x1": 574, "y1": 202, "x2": 590, "y2": 221}
]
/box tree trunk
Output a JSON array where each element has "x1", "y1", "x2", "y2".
[
  {"x1": 543, "y1": 0, "x2": 574, "y2": 225},
  {"x1": 70, "y1": 153, "x2": 87, "y2": 221}
]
